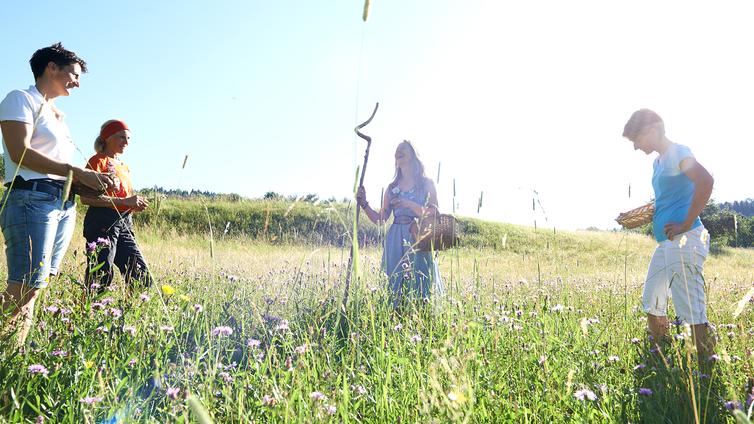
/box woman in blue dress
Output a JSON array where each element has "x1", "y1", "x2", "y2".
[{"x1": 356, "y1": 141, "x2": 443, "y2": 302}]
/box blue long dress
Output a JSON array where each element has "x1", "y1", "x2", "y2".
[{"x1": 383, "y1": 182, "x2": 444, "y2": 300}]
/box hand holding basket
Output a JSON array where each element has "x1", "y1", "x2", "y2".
[{"x1": 616, "y1": 202, "x2": 655, "y2": 229}]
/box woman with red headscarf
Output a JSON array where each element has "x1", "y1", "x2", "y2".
[{"x1": 80, "y1": 119, "x2": 151, "y2": 293}]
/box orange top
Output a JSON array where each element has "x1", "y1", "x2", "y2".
[{"x1": 86, "y1": 153, "x2": 134, "y2": 213}]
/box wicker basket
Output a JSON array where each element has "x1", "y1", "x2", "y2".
[
  {"x1": 414, "y1": 214, "x2": 460, "y2": 251},
  {"x1": 616, "y1": 202, "x2": 655, "y2": 229}
]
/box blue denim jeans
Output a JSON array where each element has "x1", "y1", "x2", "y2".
[{"x1": 0, "y1": 188, "x2": 77, "y2": 288}]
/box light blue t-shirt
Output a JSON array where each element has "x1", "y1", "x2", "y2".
[{"x1": 652, "y1": 143, "x2": 702, "y2": 242}]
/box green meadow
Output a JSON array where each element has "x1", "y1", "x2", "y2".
[{"x1": 1, "y1": 197, "x2": 753, "y2": 423}]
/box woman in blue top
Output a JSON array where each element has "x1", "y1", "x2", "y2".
[
  {"x1": 622, "y1": 109, "x2": 715, "y2": 361},
  {"x1": 356, "y1": 141, "x2": 443, "y2": 304}
]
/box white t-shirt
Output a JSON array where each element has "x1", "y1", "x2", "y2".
[{"x1": 0, "y1": 85, "x2": 75, "y2": 181}]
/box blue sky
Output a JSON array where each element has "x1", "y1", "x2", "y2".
[{"x1": 2, "y1": 1, "x2": 753, "y2": 229}]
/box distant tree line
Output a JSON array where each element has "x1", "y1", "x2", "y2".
[{"x1": 718, "y1": 198, "x2": 754, "y2": 217}]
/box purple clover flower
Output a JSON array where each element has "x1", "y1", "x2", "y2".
[
  {"x1": 573, "y1": 388, "x2": 597, "y2": 401},
  {"x1": 79, "y1": 396, "x2": 103, "y2": 405},
  {"x1": 28, "y1": 364, "x2": 49, "y2": 377},
  {"x1": 211, "y1": 326, "x2": 233, "y2": 337}
]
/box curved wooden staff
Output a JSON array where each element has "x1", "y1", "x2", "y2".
[{"x1": 342, "y1": 102, "x2": 379, "y2": 314}]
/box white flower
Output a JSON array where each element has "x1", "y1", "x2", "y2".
[{"x1": 700, "y1": 229, "x2": 709, "y2": 244}]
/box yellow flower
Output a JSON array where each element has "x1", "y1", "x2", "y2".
[
  {"x1": 161, "y1": 284, "x2": 176, "y2": 296},
  {"x1": 85, "y1": 360, "x2": 95, "y2": 369},
  {"x1": 179, "y1": 294, "x2": 190, "y2": 302}
]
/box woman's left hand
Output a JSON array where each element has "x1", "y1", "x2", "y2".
[{"x1": 664, "y1": 222, "x2": 690, "y2": 241}]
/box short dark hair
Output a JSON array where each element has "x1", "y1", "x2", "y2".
[
  {"x1": 29, "y1": 42, "x2": 88, "y2": 80},
  {"x1": 623, "y1": 108, "x2": 664, "y2": 139}
]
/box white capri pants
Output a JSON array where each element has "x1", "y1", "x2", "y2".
[{"x1": 642, "y1": 226, "x2": 710, "y2": 325}]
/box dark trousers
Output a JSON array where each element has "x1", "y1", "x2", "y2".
[{"x1": 83, "y1": 207, "x2": 152, "y2": 291}]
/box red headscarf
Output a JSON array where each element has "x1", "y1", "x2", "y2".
[{"x1": 100, "y1": 120, "x2": 129, "y2": 141}]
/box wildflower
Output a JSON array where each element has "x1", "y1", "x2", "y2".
[
  {"x1": 351, "y1": 385, "x2": 367, "y2": 395},
  {"x1": 723, "y1": 400, "x2": 742, "y2": 411},
  {"x1": 295, "y1": 344, "x2": 308, "y2": 355},
  {"x1": 28, "y1": 364, "x2": 49, "y2": 377},
  {"x1": 447, "y1": 390, "x2": 467, "y2": 403},
  {"x1": 84, "y1": 360, "x2": 95, "y2": 369},
  {"x1": 550, "y1": 304, "x2": 564, "y2": 313},
  {"x1": 95, "y1": 326, "x2": 108, "y2": 334},
  {"x1": 275, "y1": 321, "x2": 290, "y2": 332},
  {"x1": 36, "y1": 415, "x2": 45, "y2": 424},
  {"x1": 538, "y1": 355, "x2": 547, "y2": 366},
  {"x1": 633, "y1": 363, "x2": 646, "y2": 371},
  {"x1": 101, "y1": 297, "x2": 115, "y2": 306},
  {"x1": 51, "y1": 349, "x2": 67, "y2": 357},
  {"x1": 86, "y1": 241, "x2": 97, "y2": 253},
  {"x1": 91, "y1": 302, "x2": 105, "y2": 310},
  {"x1": 128, "y1": 359, "x2": 138, "y2": 367},
  {"x1": 166, "y1": 387, "x2": 180, "y2": 399},
  {"x1": 708, "y1": 354, "x2": 720, "y2": 362},
  {"x1": 638, "y1": 388, "x2": 653, "y2": 396},
  {"x1": 96, "y1": 237, "x2": 110, "y2": 247},
  {"x1": 211, "y1": 326, "x2": 233, "y2": 337},
  {"x1": 630, "y1": 337, "x2": 641, "y2": 344},
  {"x1": 139, "y1": 293, "x2": 150, "y2": 302},
  {"x1": 573, "y1": 388, "x2": 597, "y2": 401},
  {"x1": 285, "y1": 356, "x2": 293, "y2": 371},
  {"x1": 80, "y1": 396, "x2": 103, "y2": 405},
  {"x1": 410, "y1": 334, "x2": 422, "y2": 343},
  {"x1": 325, "y1": 405, "x2": 337, "y2": 415},
  {"x1": 123, "y1": 326, "x2": 137, "y2": 336},
  {"x1": 247, "y1": 339, "x2": 261, "y2": 349},
  {"x1": 108, "y1": 308, "x2": 122, "y2": 319},
  {"x1": 179, "y1": 294, "x2": 190, "y2": 302},
  {"x1": 394, "y1": 323, "x2": 403, "y2": 331},
  {"x1": 310, "y1": 391, "x2": 327, "y2": 401},
  {"x1": 193, "y1": 304, "x2": 203, "y2": 313},
  {"x1": 700, "y1": 229, "x2": 709, "y2": 244},
  {"x1": 160, "y1": 325, "x2": 174, "y2": 332},
  {"x1": 607, "y1": 355, "x2": 620, "y2": 363},
  {"x1": 161, "y1": 284, "x2": 176, "y2": 296},
  {"x1": 262, "y1": 395, "x2": 277, "y2": 406},
  {"x1": 43, "y1": 305, "x2": 59, "y2": 314}
]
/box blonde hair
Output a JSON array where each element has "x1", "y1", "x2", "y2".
[{"x1": 94, "y1": 119, "x2": 121, "y2": 153}]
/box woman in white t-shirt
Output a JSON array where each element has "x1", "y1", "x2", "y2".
[{"x1": 0, "y1": 43, "x2": 114, "y2": 347}]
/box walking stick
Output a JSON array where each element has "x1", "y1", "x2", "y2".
[{"x1": 341, "y1": 102, "x2": 379, "y2": 315}]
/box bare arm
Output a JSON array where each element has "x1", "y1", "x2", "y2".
[
  {"x1": 79, "y1": 194, "x2": 149, "y2": 212},
  {"x1": 663, "y1": 157, "x2": 714, "y2": 240},
  {"x1": 357, "y1": 186, "x2": 392, "y2": 224},
  {"x1": 1, "y1": 120, "x2": 112, "y2": 190}
]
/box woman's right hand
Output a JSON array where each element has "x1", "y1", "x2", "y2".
[
  {"x1": 356, "y1": 186, "x2": 368, "y2": 208},
  {"x1": 73, "y1": 167, "x2": 116, "y2": 192}
]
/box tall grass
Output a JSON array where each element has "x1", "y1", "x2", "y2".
[{"x1": 0, "y1": 215, "x2": 752, "y2": 422}]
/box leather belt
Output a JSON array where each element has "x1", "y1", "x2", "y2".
[
  {"x1": 4, "y1": 177, "x2": 73, "y2": 201},
  {"x1": 393, "y1": 216, "x2": 416, "y2": 225}
]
